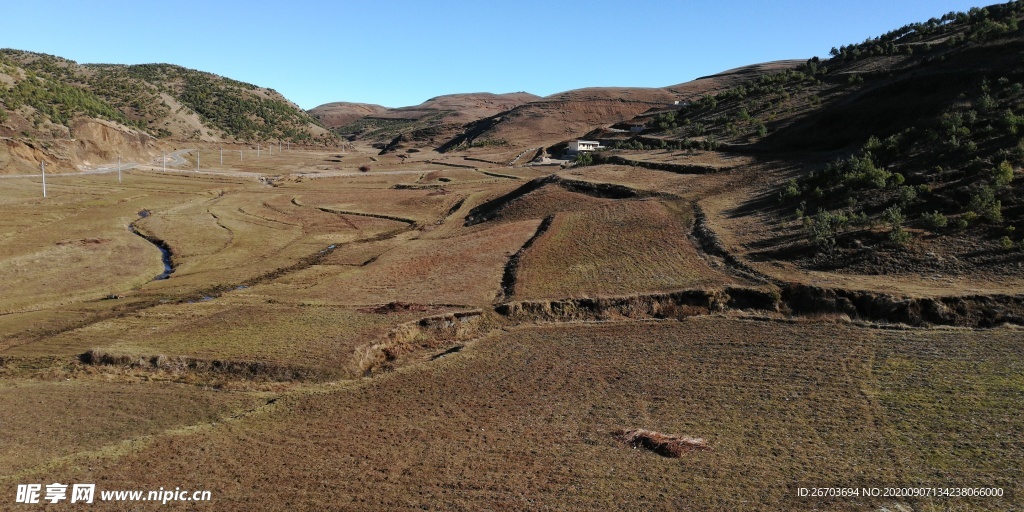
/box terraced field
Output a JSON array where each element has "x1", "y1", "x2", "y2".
[
  {"x1": 0, "y1": 146, "x2": 1021, "y2": 511},
  {"x1": 513, "y1": 200, "x2": 745, "y2": 299}
]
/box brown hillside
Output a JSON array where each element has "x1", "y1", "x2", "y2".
[
  {"x1": 665, "y1": 60, "x2": 806, "y2": 97},
  {"x1": 325, "y1": 93, "x2": 541, "y2": 149},
  {"x1": 441, "y1": 62, "x2": 803, "y2": 151},
  {"x1": 439, "y1": 88, "x2": 675, "y2": 151},
  {"x1": 308, "y1": 102, "x2": 389, "y2": 128},
  {"x1": 382, "y1": 92, "x2": 540, "y2": 121},
  {"x1": 0, "y1": 117, "x2": 158, "y2": 174},
  {"x1": 0, "y1": 50, "x2": 332, "y2": 144}
]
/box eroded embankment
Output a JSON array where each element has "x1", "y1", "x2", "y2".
[
  {"x1": 495, "y1": 285, "x2": 1024, "y2": 328},
  {"x1": 499, "y1": 215, "x2": 554, "y2": 301},
  {"x1": 464, "y1": 174, "x2": 667, "y2": 226},
  {"x1": 690, "y1": 203, "x2": 779, "y2": 286},
  {"x1": 79, "y1": 349, "x2": 338, "y2": 383},
  {"x1": 781, "y1": 285, "x2": 1024, "y2": 328},
  {"x1": 315, "y1": 206, "x2": 417, "y2": 226},
  {"x1": 685, "y1": 203, "x2": 1024, "y2": 327},
  {"x1": 354, "y1": 310, "x2": 487, "y2": 376},
  {"x1": 496, "y1": 287, "x2": 779, "y2": 322}
]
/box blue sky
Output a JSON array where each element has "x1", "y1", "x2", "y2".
[{"x1": 3, "y1": 0, "x2": 995, "y2": 109}]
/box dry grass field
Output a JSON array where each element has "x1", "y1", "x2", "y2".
[
  {"x1": 514, "y1": 200, "x2": 746, "y2": 299},
  {"x1": 10, "y1": 319, "x2": 1020, "y2": 511},
  {"x1": 0, "y1": 380, "x2": 263, "y2": 478},
  {"x1": 1, "y1": 143, "x2": 1021, "y2": 511}
]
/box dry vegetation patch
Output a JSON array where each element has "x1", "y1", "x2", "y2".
[
  {"x1": 514, "y1": 200, "x2": 745, "y2": 299},
  {"x1": 612, "y1": 428, "x2": 711, "y2": 457},
  {"x1": 0, "y1": 380, "x2": 261, "y2": 477},
  {"x1": 299, "y1": 219, "x2": 542, "y2": 305},
  {"x1": 4, "y1": 297, "x2": 413, "y2": 373},
  {"x1": 465, "y1": 181, "x2": 627, "y2": 226}
]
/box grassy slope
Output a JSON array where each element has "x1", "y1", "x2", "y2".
[{"x1": 514, "y1": 200, "x2": 743, "y2": 299}]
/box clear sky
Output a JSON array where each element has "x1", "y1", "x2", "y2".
[{"x1": 3, "y1": 0, "x2": 996, "y2": 109}]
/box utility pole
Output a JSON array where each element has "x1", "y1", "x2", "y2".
[
  {"x1": 240, "y1": 150, "x2": 243, "y2": 162},
  {"x1": 220, "y1": 147, "x2": 223, "y2": 166},
  {"x1": 197, "y1": 149, "x2": 200, "y2": 171},
  {"x1": 269, "y1": 144, "x2": 273, "y2": 156},
  {"x1": 41, "y1": 161, "x2": 47, "y2": 198},
  {"x1": 118, "y1": 155, "x2": 122, "y2": 184},
  {"x1": 162, "y1": 151, "x2": 166, "y2": 172},
  {"x1": 257, "y1": 143, "x2": 261, "y2": 159}
]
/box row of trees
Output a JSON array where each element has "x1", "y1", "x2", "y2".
[{"x1": 829, "y1": 3, "x2": 1023, "y2": 63}]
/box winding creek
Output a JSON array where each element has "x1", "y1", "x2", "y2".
[{"x1": 129, "y1": 210, "x2": 174, "y2": 281}]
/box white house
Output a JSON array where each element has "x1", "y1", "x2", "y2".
[{"x1": 567, "y1": 140, "x2": 601, "y2": 153}]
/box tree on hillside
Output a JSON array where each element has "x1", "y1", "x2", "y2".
[{"x1": 574, "y1": 151, "x2": 594, "y2": 167}]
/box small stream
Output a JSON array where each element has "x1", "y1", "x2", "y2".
[{"x1": 130, "y1": 210, "x2": 174, "y2": 281}]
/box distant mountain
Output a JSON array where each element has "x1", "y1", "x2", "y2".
[
  {"x1": 314, "y1": 92, "x2": 540, "y2": 151},
  {"x1": 432, "y1": 62, "x2": 802, "y2": 153},
  {"x1": 309, "y1": 102, "x2": 390, "y2": 128}
]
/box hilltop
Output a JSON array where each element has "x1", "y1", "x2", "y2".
[{"x1": 308, "y1": 101, "x2": 390, "y2": 128}]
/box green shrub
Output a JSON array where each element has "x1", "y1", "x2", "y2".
[
  {"x1": 992, "y1": 160, "x2": 1014, "y2": 188},
  {"x1": 803, "y1": 210, "x2": 848, "y2": 251},
  {"x1": 896, "y1": 185, "x2": 918, "y2": 205},
  {"x1": 779, "y1": 179, "x2": 800, "y2": 201},
  {"x1": 884, "y1": 206, "x2": 911, "y2": 244},
  {"x1": 574, "y1": 151, "x2": 594, "y2": 167},
  {"x1": 969, "y1": 186, "x2": 1003, "y2": 223},
  {"x1": 920, "y1": 211, "x2": 948, "y2": 231}
]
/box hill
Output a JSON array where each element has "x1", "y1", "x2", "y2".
[
  {"x1": 0, "y1": 50, "x2": 336, "y2": 172},
  {"x1": 308, "y1": 101, "x2": 389, "y2": 128},
  {"x1": 587, "y1": 1, "x2": 1024, "y2": 276},
  {"x1": 310, "y1": 63, "x2": 800, "y2": 155},
  {"x1": 433, "y1": 62, "x2": 802, "y2": 154},
  {"x1": 320, "y1": 92, "x2": 540, "y2": 150}
]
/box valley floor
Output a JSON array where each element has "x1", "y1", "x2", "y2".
[{"x1": 0, "y1": 145, "x2": 1020, "y2": 511}]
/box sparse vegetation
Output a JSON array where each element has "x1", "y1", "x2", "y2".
[
  {"x1": 573, "y1": 150, "x2": 593, "y2": 166},
  {"x1": 0, "y1": 50, "x2": 332, "y2": 143}
]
